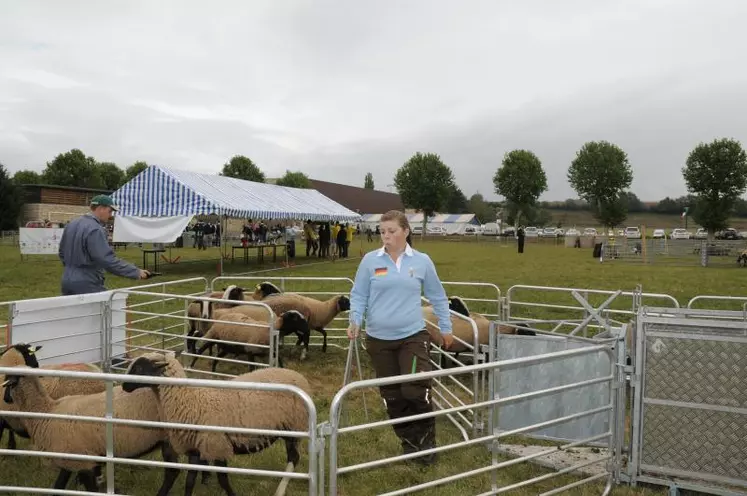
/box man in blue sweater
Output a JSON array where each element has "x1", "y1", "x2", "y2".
[{"x1": 58, "y1": 195, "x2": 150, "y2": 295}]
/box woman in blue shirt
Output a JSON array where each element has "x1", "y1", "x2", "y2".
[{"x1": 347, "y1": 210, "x2": 453, "y2": 465}]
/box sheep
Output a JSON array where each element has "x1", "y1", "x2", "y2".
[
  {"x1": 121, "y1": 351, "x2": 313, "y2": 496},
  {"x1": 249, "y1": 281, "x2": 283, "y2": 300},
  {"x1": 212, "y1": 296, "x2": 314, "y2": 360},
  {"x1": 1, "y1": 367, "x2": 180, "y2": 495},
  {"x1": 0, "y1": 343, "x2": 107, "y2": 450},
  {"x1": 186, "y1": 285, "x2": 246, "y2": 354},
  {"x1": 249, "y1": 284, "x2": 351, "y2": 353},
  {"x1": 189, "y1": 309, "x2": 311, "y2": 373},
  {"x1": 421, "y1": 297, "x2": 534, "y2": 365}
]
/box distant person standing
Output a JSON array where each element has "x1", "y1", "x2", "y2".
[
  {"x1": 58, "y1": 195, "x2": 150, "y2": 295},
  {"x1": 345, "y1": 222, "x2": 354, "y2": 258},
  {"x1": 336, "y1": 224, "x2": 348, "y2": 258},
  {"x1": 517, "y1": 226, "x2": 525, "y2": 254}
]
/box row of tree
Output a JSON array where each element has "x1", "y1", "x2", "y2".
[
  {"x1": 3, "y1": 137, "x2": 747, "y2": 236},
  {"x1": 492, "y1": 138, "x2": 747, "y2": 235},
  {"x1": 391, "y1": 138, "x2": 747, "y2": 236}
]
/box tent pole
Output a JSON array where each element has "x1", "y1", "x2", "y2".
[{"x1": 219, "y1": 215, "x2": 226, "y2": 276}]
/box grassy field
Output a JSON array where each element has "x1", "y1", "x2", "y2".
[
  {"x1": 0, "y1": 238, "x2": 744, "y2": 495},
  {"x1": 546, "y1": 208, "x2": 747, "y2": 233}
]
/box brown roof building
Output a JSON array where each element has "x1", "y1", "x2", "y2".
[{"x1": 308, "y1": 179, "x2": 404, "y2": 214}]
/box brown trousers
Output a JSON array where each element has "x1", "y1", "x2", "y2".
[{"x1": 366, "y1": 330, "x2": 435, "y2": 450}]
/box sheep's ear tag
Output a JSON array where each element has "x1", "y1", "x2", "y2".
[
  {"x1": 28, "y1": 346, "x2": 37, "y2": 355},
  {"x1": 255, "y1": 284, "x2": 261, "y2": 290}
]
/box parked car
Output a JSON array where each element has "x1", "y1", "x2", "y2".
[
  {"x1": 566, "y1": 228, "x2": 580, "y2": 237},
  {"x1": 463, "y1": 225, "x2": 482, "y2": 236},
  {"x1": 540, "y1": 227, "x2": 559, "y2": 238},
  {"x1": 694, "y1": 228, "x2": 708, "y2": 239},
  {"x1": 652, "y1": 229, "x2": 666, "y2": 239},
  {"x1": 524, "y1": 226, "x2": 539, "y2": 237},
  {"x1": 427, "y1": 226, "x2": 447, "y2": 236},
  {"x1": 583, "y1": 228, "x2": 598, "y2": 236},
  {"x1": 624, "y1": 226, "x2": 641, "y2": 239},
  {"x1": 670, "y1": 228, "x2": 692, "y2": 240},
  {"x1": 716, "y1": 228, "x2": 742, "y2": 240}
]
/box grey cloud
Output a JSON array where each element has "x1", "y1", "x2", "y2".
[{"x1": 2, "y1": 0, "x2": 747, "y2": 203}]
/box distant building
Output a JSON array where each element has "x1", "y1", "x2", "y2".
[
  {"x1": 308, "y1": 179, "x2": 403, "y2": 215},
  {"x1": 19, "y1": 184, "x2": 113, "y2": 226}
]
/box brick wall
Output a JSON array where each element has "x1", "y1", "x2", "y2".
[{"x1": 21, "y1": 203, "x2": 90, "y2": 225}]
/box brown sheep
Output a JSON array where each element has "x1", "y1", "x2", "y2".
[
  {"x1": 1, "y1": 367, "x2": 179, "y2": 494},
  {"x1": 189, "y1": 309, "x2": 310, "y2": 373},
  {"x1": 122, "y1": 352, "x2": 313, "y2": 496},
  {"x1": 185, "y1": 285, "x2": 246, "y2": 354},
  {"x1": 0, "y1": 344, "x2": 106, "y2": 450},
  {"x1": 213, "y1": 296, "x2": 314, "y2": 360}
]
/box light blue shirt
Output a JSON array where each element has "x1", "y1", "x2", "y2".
[{"x1": 349, "y1": 244, "x2": 452, "y2": 340}]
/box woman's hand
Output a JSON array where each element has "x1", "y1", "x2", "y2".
[
  {"x1": 347, "y1": 324, "x2": 360, "y2": 340},
  {"x1": 441, "y1": 333, "x2": 453, "y2": 350}
]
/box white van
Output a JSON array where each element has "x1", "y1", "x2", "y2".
[{"x1": 482, "y1": 223, "x2": 500, "y2": 236}]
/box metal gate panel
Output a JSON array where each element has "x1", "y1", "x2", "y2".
[
  {"x1": 632, "y1": 308, "x2": 747, "y2": 493},
  {"x1": 493, "y1": 332, "x2": 616, "y2": 444}
]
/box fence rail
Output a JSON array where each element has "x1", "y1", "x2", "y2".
[{"x1": 0, "y1": 364, "x2": 318, "y2": 496}]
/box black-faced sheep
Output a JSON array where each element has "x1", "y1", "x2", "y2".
[
  {"x1": 1, "y1": 367, "x2": 179, "y2": 495},
  {"x1": 421, "y1": 297, "x2": 535, "y2": 363},
  {"x1": 213, "y1": 296, "x2": 314, "y2": 360},
  {"x1": 0, "y1": 343, "x2": 107, "y2": 450},
  {"x1": 250, "y1": 284, "x2": 351, "y2": 353},
  {"x1": 122, "y1": 351, "x2": 313, "y2": 496},
  {"x1": 186, "y1": 285, "x2": 246, "y2": 354},
  {"x1": 189, "y1": 309, "x2": 310, "y2": 373},
  {"x1": 249, "y1": 281, "x2": 283, "y2": 300}
]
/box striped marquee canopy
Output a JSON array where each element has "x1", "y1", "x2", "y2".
[{"x1": 111, "y1": 165, "x2": 362, "y2": 222}]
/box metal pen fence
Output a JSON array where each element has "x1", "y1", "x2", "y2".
[
  {"x1": 0, "y1": 363, "x2": 318, "y2": 496},
  {"x1": 628, "y1": 307, "x2": 747, "y2": 495},
  {"x1": 107, "y1": 289, "x2": 279, "y2": 378},
  {"x1": 326, "y1": 342, "x2": 623, "y2": 496},
  {"x1": 210, "y1": 276, "x2": 354, "y2": 352},
  {"x1": 504, "y1": 284, "x2": 680, "y2": 336}
]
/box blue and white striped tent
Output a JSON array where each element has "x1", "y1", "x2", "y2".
[{"x1": 111, "y1": 165, "x2": 362, "y2": 222}]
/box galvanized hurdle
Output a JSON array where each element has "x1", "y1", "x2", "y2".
[
  {"x1": 626, "y1": 305, "x2": 747, "y2": 496},
  {"x1": 0, "y1": 363, "x2": 319, "y2": 496}
]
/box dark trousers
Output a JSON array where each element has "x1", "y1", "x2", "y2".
[
  {"x1": 366, "y1": 330, "x2": 435, "y2": 451},
  {"x1": 518, "y1": 236, "x2": 525, "y2": 253}
]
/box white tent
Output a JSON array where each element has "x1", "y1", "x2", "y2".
[
  {"x1": 110, "y1": 165, "x2": 361, "y2": 272},
  {"x1": 360, "y1": 212, "x2": 480, "y2": 235}
]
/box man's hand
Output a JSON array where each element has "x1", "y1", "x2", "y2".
[
  {"x1": 138, "y1": 269, "x2": 151, "y2": 280},
  {"x1": 347, "y1": 324, "x2": 360, "y2": 340},
  {"x1": 441, "y1": 333, "x2": 454, "y2": 350}
]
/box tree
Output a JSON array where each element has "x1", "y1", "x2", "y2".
[
  {"x1": 276, "y1": 170, "x2": 312, "y2": 189},
  {"x1": 394, "y1": 152, "x2": 455, "y2": 234},
  {"x1": 42, "y1": 149, "x2": 104, "y2": 189},
  {"x1": 0, "y1": 163, "x2": 22, "y2": 230},
  {"x1": 682, "y1": 137, "x2": 747, "y2": 237},
  {"x1": 567, "y1": 140, "x2": 633, "y2": 228},
  {"x1": 468, "y1": 193, "x2": 496, "y2": 223},
  {"x1": 444, "y1": 184, "x2": 468, "y2": 213},
  {"x1": 625, "y1": 192, "x2": 645, "y2": 212},
  {"x1": 493, "y1": 149, "x2": 548, "y2": 226},
  {"x1": 97, "y1": 162, "x2": 126, "y2": 190},
  {"x1": 220, "y1": 155, "x2": 265, "y2": 183},
  {"x1": 364, "y1": 172, "x2": 375, "y2": 190},
  {"x1": 12, "y1": 170, "x2": 42, "y2": 185},
  {"x1": 125, "y1": 161, "x2": 149, "y2": 182}
]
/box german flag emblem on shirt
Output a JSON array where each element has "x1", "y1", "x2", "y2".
[{"x1": 374, "y1": 267, "x2": 388, "y2": 277}]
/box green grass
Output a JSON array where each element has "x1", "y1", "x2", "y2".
[{"x1": 2, "y1": 238, "x2": 744, "y2": 495}]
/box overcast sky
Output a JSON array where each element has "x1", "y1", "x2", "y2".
[{"x1": 2, "y1": 0, "x2": 746, "y2": 201}]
